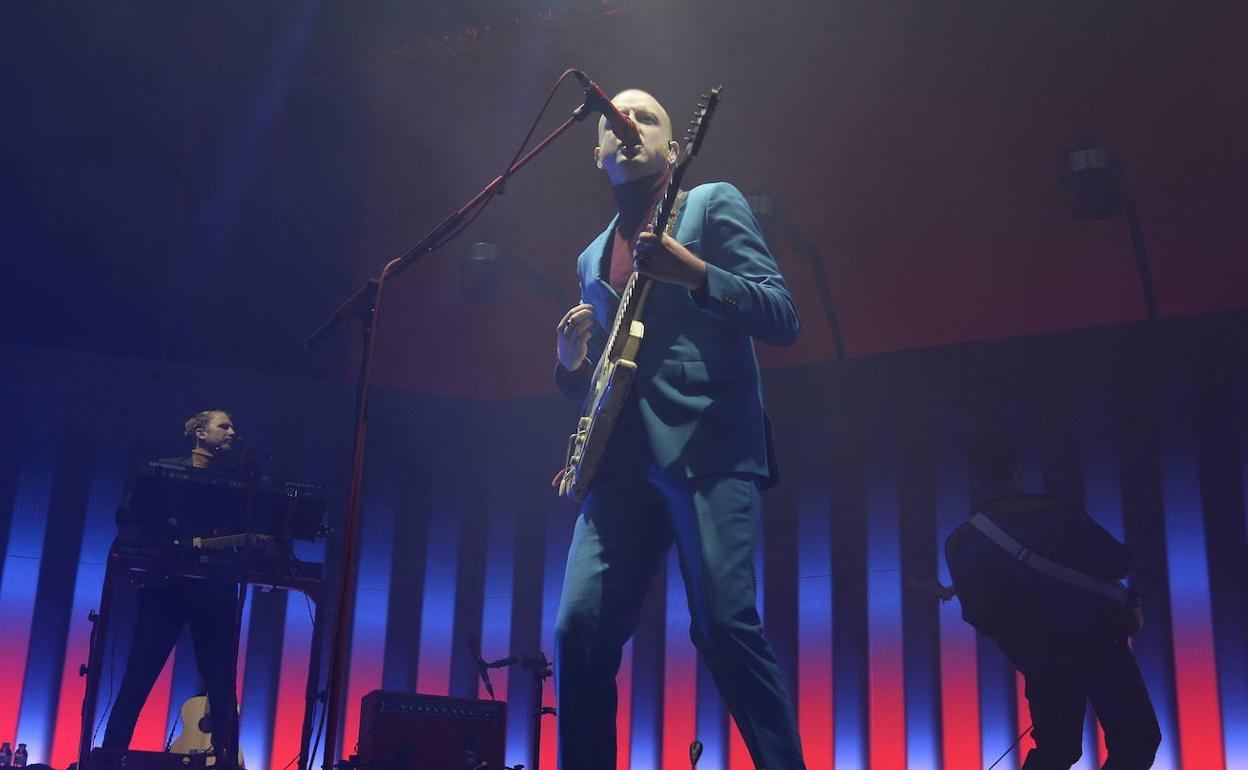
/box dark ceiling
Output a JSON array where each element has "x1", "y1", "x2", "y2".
[{"x1": 3, "y1": 1, "x2": 1246, "y2": 397}]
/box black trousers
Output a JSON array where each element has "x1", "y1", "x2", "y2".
[
  {"x1": 103, "y1": 577, "x2": 241, "y2": 763},
  {"x1": 1012, "y1": 638, "x2": 1161, "y2": 770}
]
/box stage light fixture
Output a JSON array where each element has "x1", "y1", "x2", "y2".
[
  {"x1": 459, "y1": 240, "x2": 571, "y2": 308},
  {"x1": 460, "y1": 241, "x2": 507, "y2": 303},
  {"x1": 1060, "y1": 137, "x2": 1125, "y2": 221},
  {"x1": 1059, "y1": 137, "x2": 1158, "y2": 320}
]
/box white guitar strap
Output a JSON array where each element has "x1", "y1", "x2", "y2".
[{"x1": 969, "y1": 513, "x2": 1131, "y2": 603}]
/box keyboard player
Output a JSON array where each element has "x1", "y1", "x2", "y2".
[{"x1": 103, "y1": 409, "x2": 244, "y2": 768}]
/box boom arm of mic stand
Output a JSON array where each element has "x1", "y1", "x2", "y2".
[
  {"x1": 381, "y1": 105, "x2": 592, "y2": 286},
  {"x1": 304, "y1": 106, "x2": 593, "y2": 351},
  {"x1": 305, "y1": 99, "x2": 595, "y2": 770},
  {"x1": 303, "y1": 279, "x2": 379, "y2": 350}
]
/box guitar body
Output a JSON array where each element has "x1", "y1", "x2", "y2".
[
  {"x1": 559, "y1": 351, "x2": 639, "y2": 501},
  {"x1": 556, "y1": 88, "x2": 722, "y2": 501},
  {"x1": 169, "y1": 696, "x2": 212, "y2": 756},
  {"x1": 559, "y1": 293, "x2": 648, "y2": 500},
  {"x1": 907, "y1": 577, "x2": 1143, "y2": 637},
  {"x1": 1115, "y1": 601, "x2": 1144, "y2": 637},
  {"x1": 167, "y1": 696, "x2": 245, "y2": 767}
]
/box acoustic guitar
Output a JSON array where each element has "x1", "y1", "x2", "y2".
[{"x1": 168, "y1": 695, "x2": 246, "y2": 767}]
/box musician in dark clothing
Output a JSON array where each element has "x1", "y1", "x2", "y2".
[
  {"x1": 945, "y1": 435, "x2": 1160, "y2": 770},
  {"x1": 552, "y1": 89, "x2": 805, "y2": 769},
  {"x1": 103, "y1": 410, "x2": 242, "y2": 768}
]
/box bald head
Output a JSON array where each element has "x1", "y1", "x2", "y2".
[
  {"x1": 593, "y1": 89, "x2": 680, "y2": 186},
  {"x1": 596, "y1": 89, "x2": 674, "y2": 144}
]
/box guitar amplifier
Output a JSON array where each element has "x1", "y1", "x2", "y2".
[{"x1": 356, "y1": 690, "x2": 506, "y2": 770}]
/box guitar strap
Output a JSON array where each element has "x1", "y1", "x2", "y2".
[
  {"x1": 971, "y1": 511, "x2": 1142, "y2": 768},
  {"x1": 665, "y1": 189, "x2": 689, "y2": 238},
  {"x1": 969, "y1": 512, "x2": 1131, "y2": 603}
]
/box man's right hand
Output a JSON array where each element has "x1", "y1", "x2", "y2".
[{"x1": 556, "y1": 303, "x2": 596, "y2": 371}]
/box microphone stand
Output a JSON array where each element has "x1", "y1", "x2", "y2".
[
  {"x1": 483, "y1": 652, "x2": 554, "y2": 770},
  {"x1": 302, "y1": 100, "x2": 595, "y2": 770}
]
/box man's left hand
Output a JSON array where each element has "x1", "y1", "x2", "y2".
[{"x1": 635, "y1": 231, "x2": 707, "y2": 291}]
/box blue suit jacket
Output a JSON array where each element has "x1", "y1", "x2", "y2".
[{"x1": 556, "y1": 182, "x2": 799, "y2": 486}]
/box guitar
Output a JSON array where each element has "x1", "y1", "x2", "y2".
[
  {"x1": 906, "y1": 576, "x2": 957, "y2": 603},
  {"x1": 175, "y1": 533, "x2": 276, "y2": 550},
  {"x1": 906, "y1": 576, "x2": 1143, "y2": 637},
  {"x1": 555, "y1": 86, "x2": 724, "y2": 501},
  {"x1": 168, "y1": 696, "x2": 246, "y2": 767}
]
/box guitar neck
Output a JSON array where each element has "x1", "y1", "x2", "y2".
[
  {"x1": 191, "y1": 533, "x2": 274, "y2": 550},
  {"x1": 601, "y1": 185, "x2": 686, "y2": 360},
  {"x1": 598, "y1": 88, "x2": 721, "y2": 365},
  {"x1": 601, "y1": 272, "x2": 650, "y2": 359}
]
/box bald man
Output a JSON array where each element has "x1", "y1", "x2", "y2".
[{"x1": 553, "y1": 89, "x2": 806, "y2": 769}]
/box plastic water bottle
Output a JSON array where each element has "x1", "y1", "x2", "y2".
[
  {"x1": 11, "y1": 744, "x2": 25, "y2": 768},
  {"x1": 0, "y1": 741, "x2": 12, "y2": 767}
]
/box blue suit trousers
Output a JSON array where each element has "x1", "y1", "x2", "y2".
[{"x1": 554, "y1": 466, "x2": 805, "y2": 770}]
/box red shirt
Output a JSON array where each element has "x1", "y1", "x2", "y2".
[{"x1": 606, "y1": 170, "x2": 669, "y2": 293}]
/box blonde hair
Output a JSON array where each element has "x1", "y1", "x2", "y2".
[{"x1": 184, "y1": 410, "x2": 232, "y2": 439}]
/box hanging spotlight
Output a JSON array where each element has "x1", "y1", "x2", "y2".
[
  {"x1": 1059, "y1": 137, "x2": 1158, "y2": 320},
  {"x1": 1060, "y1": 137, "x2": 1125, "y2": 221},
  {"x1": 460, "y1": 241, "x2": 507, "y2": 303}
]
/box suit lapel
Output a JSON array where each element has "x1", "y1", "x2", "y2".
[
  {"x1": 590, "y1": 216, "x2": 621, "y2": 327},
  {"x1": 588, "y1": 190, "x2": 688, "y2": 328}
]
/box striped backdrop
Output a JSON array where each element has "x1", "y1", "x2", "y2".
[{"x1": 1, "y1": 311, "x2": 1245, "y2": 770}]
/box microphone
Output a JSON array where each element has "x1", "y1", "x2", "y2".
[
  {"x1": 573, "y1": 70, "x2": 642, "y2": 147},
  {"x1": 689, "y1": 740, "x2": 703, "y2": 768}
]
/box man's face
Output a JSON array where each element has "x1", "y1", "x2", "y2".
[
  {"x1": 595, "y1": 89, "x2": 678, "y2": 185},
  {"x1": 198, "y1": 412, "x2": 236, "y2": 454}
]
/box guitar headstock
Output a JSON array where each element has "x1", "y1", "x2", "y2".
[
  {"x1": 681, "y1": 86, "x2": 723, "y2": 163},
  {"x1": 905, "y1": 576, "x2": 958, "y2": 603},
  {"x1": 654, "y1": 85, "x2": 724, "y2": 230}
]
